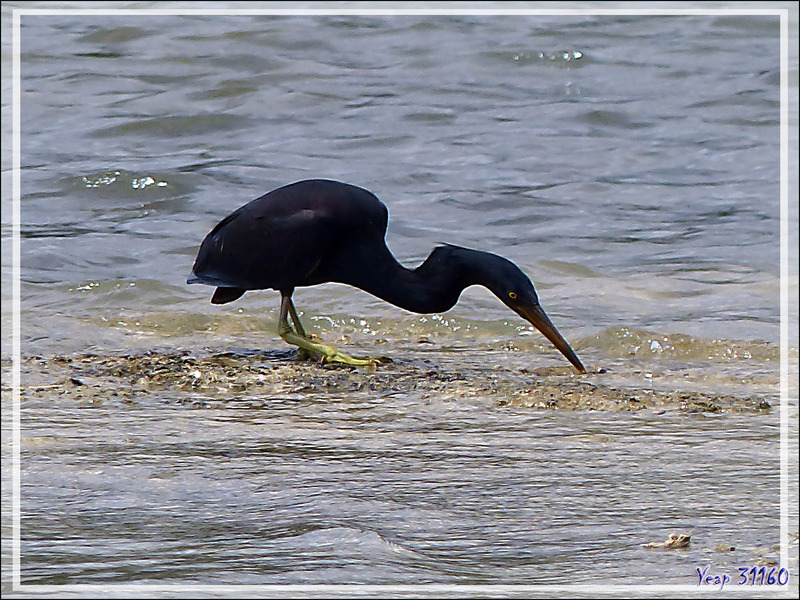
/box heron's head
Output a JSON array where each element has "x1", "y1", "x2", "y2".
[{"x1": 477, "y1": 252, "x2": 586, "y2": 373}]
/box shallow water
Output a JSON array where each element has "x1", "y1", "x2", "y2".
[
  {"x1": 13, "y1": 387, "x2": 787, "y2": 585},
  {"x1": 2, "y1": 3, "x2": 798, "y2": 595}
]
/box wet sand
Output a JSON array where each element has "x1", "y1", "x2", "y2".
[{"x1": 13, "y1": 348, "x2": 773, "y2": 413}]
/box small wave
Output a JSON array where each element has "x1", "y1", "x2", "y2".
[
  {"x1": 272, "y1": 524, "x2": 426, "y2": 571},
  {"x1": 61, "y1": 169, "x2": 194, "y2": 202},
  {"x1": 588, "y1": 327, "x2": 782, "y2": 362}
]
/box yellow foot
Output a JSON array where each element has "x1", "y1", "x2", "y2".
[
  {"x1": 319, "y1": 348, "x2": 391, "y2": 368},
  {"x1": 280, "y1": 330, "x2": 391, "y2": 367}
]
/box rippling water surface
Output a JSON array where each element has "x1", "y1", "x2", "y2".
[{"x1": 2, "y1": 4, "x2": 798, "y2": 596}]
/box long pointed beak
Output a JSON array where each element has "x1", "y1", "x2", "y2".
[{"x1": 517, "y1": 303, "x2": 586, "y2": 373}]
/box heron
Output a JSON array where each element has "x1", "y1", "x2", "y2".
[{"x1": 188, "y1": 179, "x2": 585, "y2": 372}]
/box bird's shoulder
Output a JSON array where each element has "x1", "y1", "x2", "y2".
[
  {"x1": 251, "y1": 179, "x2": 389, "y2": 232},
  {"x1": 205, "y1": 179, "x2": 389, "y2": 247}
]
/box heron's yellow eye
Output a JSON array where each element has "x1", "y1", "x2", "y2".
[{"x1": 508, "y1": 291, "x2": 517, "y2": 300}]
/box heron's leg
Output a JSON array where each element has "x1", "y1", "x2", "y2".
[
  {"x1": 284, "y1": 297, "x2": 314, "y2": 360},
  {"x1": 278, "y1": 293, "x2": 382, "y2": 367},
  {"x1": 287, "y1": 298, "x2": 308, "y2": 338}
]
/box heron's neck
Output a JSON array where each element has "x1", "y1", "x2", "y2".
[{"x1": 342, "y1": 245, "x2": 483, "y2": 314}]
